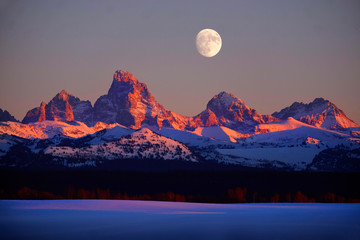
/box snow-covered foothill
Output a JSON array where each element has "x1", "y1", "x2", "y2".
[
  {"x1": 192, "y1": 126, "x2": 246, "y2": 143},
  {"x1": 217, "y1": 146, "x2": 324, "y2": 170},
  {"x1": 245, "y1": 123, "x2": 349, "y2": 148},
  {"x1": 45, "y1": 128, "x2": 198, "y2": 162}
]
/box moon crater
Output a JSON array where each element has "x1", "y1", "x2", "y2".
[{"x1": 196, "y1": 29, "x2": 222, "y2": 58}]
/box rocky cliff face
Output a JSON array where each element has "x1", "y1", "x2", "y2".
[
  {"x1": 193, "y1": 92, "x2": 279, "y2": 132},
  {"x1": 272, "y1": 98, "x2": 359, "y2": 130},
  {"x1": 93, "y1": 70, "x2": 190, "y2": 129},
  {"x1": 22, "y1": 90, "x2": 93, "y2": 125},
  {"x1": 0, "y1": 108, "x2": 18, "y2": 122}
]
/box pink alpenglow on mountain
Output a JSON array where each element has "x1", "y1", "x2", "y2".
[
  {"x1": 22, "y1": 90, "x2": 94, "y2": 125},
  {"x1": 272, "y1": 98, "x2": 359, "y2": 130},
  {"x1": 193, "y1": 92, "x2": 279, "y2": 133},
  {"x1": 93, "y1": 70, "x2": 190, "y2": 130},
  {"x1": 18, "y1": 70, "x2": 359, "y2": 133}
]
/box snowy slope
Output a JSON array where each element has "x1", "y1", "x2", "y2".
[
  {"x1": 217, "y1": 146, "x2": 323, "y2": 170},
  {"x1": 212, "y1": 118, "x2": 359, "y2": 170},
  {"x1": 254, "y1": 117, "x2": 310, "y2": 133},
  {"x1": 0, "y1": 135, "x2": 26, "y2": 157},
  {"x1": 157, "y1": 127, "x2": 235, "y2": 147},
  {"x1": 25, "y1": 124, "x2": 135, "y2": 154},
  {"x1": 0, "y1": 121, "x2": 124, "y2": 139},
  {"x1": 88, "y1": 125, "x2": 135, "y2": 145},
  {"x1": 192, "y1": 126, "x2": 246, "y2": 143},
  {"x1": 245, "y1": 125, "x2": 349, "y2": 147},
  {"x1": 0, "y1": 121, "x2": 92, "y2": 139}
]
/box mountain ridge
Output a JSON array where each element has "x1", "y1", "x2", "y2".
[
  {"x1": 93, "y1": 70, "x2": 190, "y2": 130},
  {"x1": 18, "y1": 69, "x2": 358, "y2": 132},
  {"x1": 272, "y1": 97, "x2": 359, "y2": 130}
]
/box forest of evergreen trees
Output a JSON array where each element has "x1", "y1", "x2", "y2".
[{"x1": 1, "y1": 170, "x2": 359, "y2": 203}]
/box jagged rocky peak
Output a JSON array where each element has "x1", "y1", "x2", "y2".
[
  {"x1": 207, "y1": 91, "x2": 253, "y2": 117},
  {"x1": 192, "y1": 108, "x2": 219, "y2": 127},
  {"x1": 22, "y1": 90, "x2": 94, "y2": 125},
  {"x1": 313, "y1": 97, "x2": 328, "y2": 104},
  {"x1": 194, "y1": 91, "x2": 278, "y2": 132},
  {"x1": 22, "y1": 101, "x2": 46, "y2": 123},
  {"x1": 272, "y1": 97, "x2": 359, "y2": 130},
  {"x1": 93, "y1": 70, "x2": 189, "y2": 130},
  {"x1": 110, "y1": 70, "x2": 141, "y2": 93},
  {"x1": 208, "y1": 91, "x2": 245, "y2": 108},
  {"x1": 55, "y1": 90, "x2": 72, "y2": 101},
  {"x1": 273, "y1": 97, "x2": 332, "y2": 119},
  {"x1": 107, "y1": 69, "x2": 155, "y2": 103},
  {"x1": 0, "y1": 108, "x2": 18, "y2": 122},
  {"x1": 113, "y1": 70, "x2": 138, "y2": 83}
]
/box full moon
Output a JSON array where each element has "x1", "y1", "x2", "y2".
[{"x1": 196, "y1": 29, "x2": 222, "y2": 57}]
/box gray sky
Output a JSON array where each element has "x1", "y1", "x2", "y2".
[{"x1": 1, "y1": 0, "x2": 359, "y2": 123}]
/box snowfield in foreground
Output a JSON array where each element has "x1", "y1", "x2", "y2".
[{"x1": 1, "y1": 200, "x2": 359, "y2": 240}]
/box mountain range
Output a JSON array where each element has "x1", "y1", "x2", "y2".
[{"x1": 1, "y1": 70, "x2": 359, "y2": 171}]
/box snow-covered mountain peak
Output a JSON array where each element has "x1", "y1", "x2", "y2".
[
  {"x1": 207, "y1": 91, "x2": 245, "y2": 109},
  {"x1": 107, "y1": 70, "x2": 154, "y2": 101},
  {"x1": 272, "y1": 98, "x2": 359, "y2": 130},
  {"x1": 94, "y1": 70, "x2": 190, "y2": 130},
  {"x1": 195, "y1": 91, "x2": 278, "y2": 132},
  {"x1": 206, "y1": 91, "x2": 250, "y2": 123}
]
